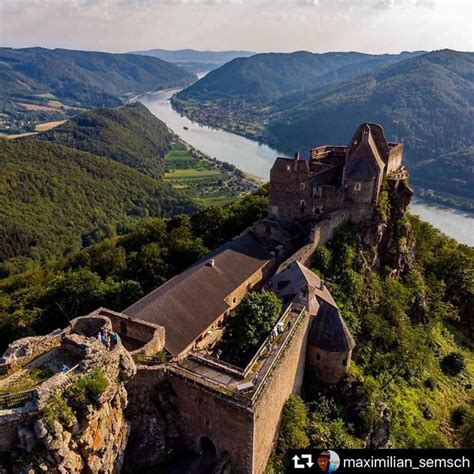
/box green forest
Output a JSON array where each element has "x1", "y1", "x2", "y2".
[
  {"x1": 0, "y1": 47, "x2": 196, "y2": 133},
  {"x1": 269, "y1": 215, "x2": 473, "y2": 469},
  {"x1": 0, "y1": 174, "x2": 472, "y2": 453},
  {"x1": 0, "y1": 191, "x2": 268, "y2": 350},
  {"x1": 0, "y1": 103, "x2": 251, "y2": 265}
]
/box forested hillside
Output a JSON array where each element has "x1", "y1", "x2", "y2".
[
  {"x1": 37, "y1": 103, "x2": 174, "y2": 180},
  {"x1": 174, "y1": 49, "x2": 473, "y2": 207},
  {"x1": 265, "y1": 50, "x2": 474, "y2": 203},
  {"x1": 0, "y1": 47, "x2": 196, "y2": 132},
  {"x1": 0, "y1": 191, "x2": 269, "y2": 348},
  {"x1": 270, "y1": 216, "x2": 473, "y2": 465},
  {"x1": 0, "y1": 138, "x2": 194, "y2": 264},
  {"x1": 177, "y1": 50, "x2": 420, "y2": 103}
]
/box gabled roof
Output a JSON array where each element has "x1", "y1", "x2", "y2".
[
  {"x1": 345, "y1": 123, "x2": 385, "y2": 180},
  {"x1": 309, "y1": 302, "x2": 355, "y2": 352},
  {"x1": 124, "y1": 234, "x2": 271, "y2": 356},
  {"x1": 271, "y1": 261, "x2": 337, "y2": 307},
  {"x1": 345, "y1": 153, "x2": 378, "y2": 180}
]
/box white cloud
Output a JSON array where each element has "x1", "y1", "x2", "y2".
[{"x1": 0, "y1": 0, "x2": 471, "y2": 53}]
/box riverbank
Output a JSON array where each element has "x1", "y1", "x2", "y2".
[
  {"x1": 138, "y1": 89, "x2": 473, "y2": 246},
  {"x1": 171, "y1": 95, "x2": 473, "y2": 216}
]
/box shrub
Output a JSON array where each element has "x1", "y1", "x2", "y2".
[
  {"x1": 69, "y1": 368, "x2": 108, "y2": 401},
  {"x1": 278, "y1": 395, "x2": 309, "y2": 453},
  {"x1": 451, "y1": 406, "x2": 467, "y2": 428},
  {"x1": 41, "y1": 393, "x2": 75, "y2": 431},
  {"x1": 441, "y1": 352, "x2": 465, "y2": 376}
]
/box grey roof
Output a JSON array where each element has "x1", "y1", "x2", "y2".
[
  {"x1": 309, "y1": 302, "x2": 355, "y2": 352},
  {"x1": 345, "y1": 155, "x2": 378, "y2": 180},
  {"x1": 123, "y1": 234, "x2": 271, "y2": 356},
  {"x1": 271, "y1": 261, "x2": 337, "y2": 307}
]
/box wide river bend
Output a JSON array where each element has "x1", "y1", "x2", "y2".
[{"x1": 138, "y1": 88, "x2": 473, "y2": 246}]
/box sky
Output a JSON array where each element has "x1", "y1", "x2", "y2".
[{"x1": 0, "y1": 0, "x2": 472, "y2": 54}]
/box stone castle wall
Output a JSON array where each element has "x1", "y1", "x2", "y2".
[
  {"x1": 252, "y1": 310, "x2": 310, "y2": 474},
  {"x1": 167, "y1": 372, "x2": 254, "y2": 473},
  {"x1": 307, "y1": 346, "x2": 352, "y2": 385}
]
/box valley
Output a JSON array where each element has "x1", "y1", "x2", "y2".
[
  {"x1": 139, "y1": 88, "x2": 474, "y2": 246},
  {"x1": 173, "y1": 49, "x2": 474, "y2": 212}
]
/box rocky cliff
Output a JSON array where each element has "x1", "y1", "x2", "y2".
[
  {"x1": 0, "y1": 318, "x2": 136, "y2": 474},
  {"x1": 360, "y1": 177, "x2": 414, "y2": 276}
]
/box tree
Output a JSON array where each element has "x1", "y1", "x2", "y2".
[
  {"x1": 219, "y1": 291, "x2": 282, "y2": 366},
  {"x1": 278, "y1": 395, "x2": 309, "y2": 453}
]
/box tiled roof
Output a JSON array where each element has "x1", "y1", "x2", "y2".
[
  {"x1": 309, "y1": 302, "x2": 356, "y2": 352},
  {"x1": 124, "y1": 234, "x2": 271, "y2": 356}
]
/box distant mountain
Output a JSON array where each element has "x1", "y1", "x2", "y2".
[
  {"x1": 130, "y1": 48, "x2": 255, "y2": 72},
  {"x1": 0, "y1": 47, "x2": 196, "y2": 133},
  {"x1": 177, "y1": 50, "x2": 423, "y2": 103},
  {"x1": 37, "y1": 103, "x2": 173, "y2": 180},
  {"x1": 0, "y1": 102, "x2": 197, "y2": 263},
  {"x1": 265, "y1": 49, "x2": 474, "y2": 201},
  {"x1": 174, "y1": 49, "x2": 473, "y2": 205}
]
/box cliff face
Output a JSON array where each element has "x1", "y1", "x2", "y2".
[
  {"x1": 0, "y1": 326, "x2": 137, "y2": 474},
  {"x1": 360, "y1": 178, "x2": 414, "y2": 276}
]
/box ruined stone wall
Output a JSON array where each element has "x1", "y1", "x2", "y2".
[
  {"x1": 307, "y1": 346, "x2": 352, "y2": 385},
  {"x1": 91, "y1": 308, "x2": 165, "y2": 351},
  {"x1": 345, "y1": 178, "x2": 376, "y2": 205},
  {"x1": 252, "y1": 310, "x2": 310, "y2": 474},
  {"x1": 311, "y1": 186, "x2": 345, "y2": 214},
  {"x1": 312, "y1": 210, "x2": 349, "y2": 247},
  {"x1": 269, "y1": 161, "x2": 311, "y2": 220},
  {"x1": 387, "y1": 144, "x2": 403, "y2": 175},
  {"x1": 166, "y1": 372, "x2": 254, "y2": 474}
]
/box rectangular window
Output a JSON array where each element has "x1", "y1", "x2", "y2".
[{"x1": 354, "y1": 182, "x2": 361, "y2": 191}]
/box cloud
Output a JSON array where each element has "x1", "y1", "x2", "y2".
[{"x1": 372, "y1": 0, "x2": 436, "y2": 8}]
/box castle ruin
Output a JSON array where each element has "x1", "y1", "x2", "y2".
[{"x1": 0, "y1": 123, "x2": 410, "y2": 473}]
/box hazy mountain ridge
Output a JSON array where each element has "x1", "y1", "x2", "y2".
[
  {"x1": 174, "y1": 49, "x2": 473, "y2": 206},
  {"x1": 265, "y1": 49, "x2": 474, "y2": 201},
  {"x1": 177, "y1": 50, "x2": 423, "y2": 102}
]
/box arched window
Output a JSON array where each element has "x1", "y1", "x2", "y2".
[
  {"x1": 300, "y1": 200, "x2": 306, "y2": 214},
  {"x1": 300, "y1": 182, "x2": 305, "y2": 190}
]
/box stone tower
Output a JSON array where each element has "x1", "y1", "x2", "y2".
[{"x1": 307, "y1": 302, "x2": 355, "y2": 384}]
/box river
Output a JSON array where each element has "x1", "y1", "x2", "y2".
[{"x1": 138, "y1": 88, "x2": 473, "y2": 246}]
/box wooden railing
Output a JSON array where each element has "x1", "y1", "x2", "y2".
[
  {"x1": 249, "y1": 306, "x2": 306, "y2": 404},
  {"x1": 0, "y1": 390, "x2": 34, "y2": 410}
]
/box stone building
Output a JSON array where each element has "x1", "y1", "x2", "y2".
[
  {"x1": 269, "y1": 122, "x2": 406, "y2": 224},
  {"x1": 270, "y1": 261, "x2": 355, "y2": 385},
  {"x1": 307, "y1": 302, "x2": 355, "y2": 385},
  {"x1": 123, "y1": 234, "x2": 272, "y2": 357}
]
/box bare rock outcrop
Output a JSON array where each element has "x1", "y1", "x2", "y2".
[
  {"x1": 0, "y1": 324, "x2": 136, "y2": 474},
  {"x1": 365, "y1": 401, "x2": 392, "y2": 449}
]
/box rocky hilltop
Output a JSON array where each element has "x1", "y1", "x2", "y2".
[{"x1": 0, "y1": 314, "x2": 136, "y2": 473}]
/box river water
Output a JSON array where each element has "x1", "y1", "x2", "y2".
[{"x1": 138, "y1": 88, "x2": 473, "y2": 246}]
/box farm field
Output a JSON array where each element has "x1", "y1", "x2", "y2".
[{"x1": 164, "y1": 143, "x2": 257, "y2": 206}]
